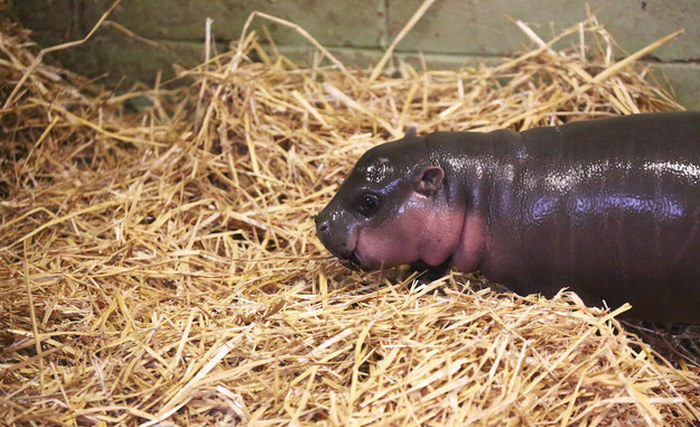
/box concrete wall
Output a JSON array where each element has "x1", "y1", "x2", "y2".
[{"x1": 11, "y1": 0, "x2": 700, "y2": 108}]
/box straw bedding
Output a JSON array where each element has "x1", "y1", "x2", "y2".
[{"x1": 1, "y1": 6, "x2": 699, "y2": 426}]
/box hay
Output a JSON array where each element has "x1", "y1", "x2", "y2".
[{"x1": 1, "y1": 5, "x2": 699, "y2": 425}]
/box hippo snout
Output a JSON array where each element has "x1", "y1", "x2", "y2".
[
  {"x1": 315, "y1": 210, "x2": 346, "y2": 256},
  {"x1": 315, "y1": 207, "x2": 364, "y2": 269},
  {"x1": 314, "y1": 215, "x2": 332, "y2": 248},
  {"x1": 315, "y1": 216, "x2": 328, "y2": 234}
]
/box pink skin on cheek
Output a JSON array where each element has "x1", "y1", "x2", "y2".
[
  {"x1": 418, "y1": 206, "x2": 464, "y2": 266},
  {"x1": 354, "y1": 194, "x2": 463, "y2": 268}
]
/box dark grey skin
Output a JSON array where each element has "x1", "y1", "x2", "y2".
[{"x1": 316, "y1": 112, "x2": 700, "y2": 322}]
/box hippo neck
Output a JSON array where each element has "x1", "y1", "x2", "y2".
[
  {"x1": 424, "y1": 129, "x2": 524, "y2": 211},
  {"x1": 423, "y1": 129, "x2": 524, "y2": 271}
]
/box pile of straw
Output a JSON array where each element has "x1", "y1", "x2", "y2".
[{"x1": 1, "y1": 6, "x2": 698, "y2": 425}]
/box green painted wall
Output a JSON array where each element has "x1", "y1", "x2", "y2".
[{"x1": 11, "y1": 0, "x2": 700, "y2": 108}]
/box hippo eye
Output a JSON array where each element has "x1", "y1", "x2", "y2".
[{"x1": 359, "y1": 193, "x2": 379, "y2": 216}]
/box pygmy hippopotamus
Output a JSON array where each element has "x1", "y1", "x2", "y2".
[{"x1": 316, "y1": 112, "x2": 700, "y2": 322}]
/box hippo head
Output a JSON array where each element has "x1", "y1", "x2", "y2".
[{"x1": 315, "y1": 131, "x2": 465, "y2": 271}]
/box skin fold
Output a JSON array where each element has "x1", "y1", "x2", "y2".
[{"x1": 316, "y1": 112, "x2": 700, "y2": 322}]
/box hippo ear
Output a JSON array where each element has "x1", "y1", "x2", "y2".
[
  {"x1": 405, "y1": 127, "x2": 417, "y2": 138},
  {"x1": 415, "y1": 166, "x2": 444, "y2": 196}
]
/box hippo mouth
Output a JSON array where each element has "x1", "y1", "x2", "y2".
[
  {"x1": 337, "y1": 252, "x2": 371, "y2": 271},
  {"x1": 337, "y1": 252, "x2": 361, "y2": 270}
]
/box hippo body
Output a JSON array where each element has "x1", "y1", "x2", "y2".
[{"x1": 316, "y1": 112, "x2": 700, "y2": 322}]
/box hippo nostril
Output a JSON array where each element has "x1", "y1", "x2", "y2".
[{"x1": 317, "y1": 220, "x2": 329, "y2": 233}]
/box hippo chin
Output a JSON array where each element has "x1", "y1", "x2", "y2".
[{"x1": 316, "y1": 112, "x2": 700, "y2": 323}]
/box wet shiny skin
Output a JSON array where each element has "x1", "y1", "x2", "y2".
[{"x1": 316, "y1": 112, "x2": 700, "y2": 322}]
